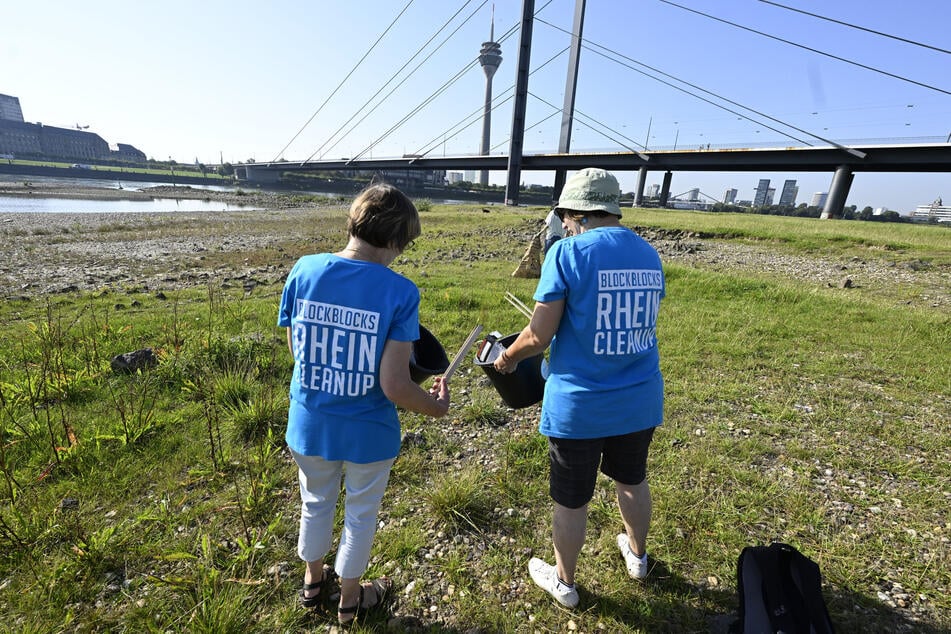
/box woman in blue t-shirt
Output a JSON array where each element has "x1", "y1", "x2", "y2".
[
  {"x1": 494, "y1": 168, "x2": 664, "y2": 609},
  {"x1": 279, "y1": 183, "x2": 450, "y2": 623}
]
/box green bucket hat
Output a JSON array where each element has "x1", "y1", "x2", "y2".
[{"x1": 557, "y1": 167, "x2": 622, "y2": 217}]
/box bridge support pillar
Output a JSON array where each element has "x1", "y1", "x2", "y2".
[
  {"x1": 504, "y1": 0, "x2": 535, "y2": 206},
  {"x1": 552, "y1": 0, "x2": 586, "y2": 205},
  {"x1": 659, "y1": 171, "x2": 672, "y2": 208},
  {"x1": 822, "y1": 165, "x2": 853, "y2": 219},
  {"x1": 634, "y1": 166, "x2": 647, "y2": 207},
  {"x1": 235, "y1": 165, "x2": 281, "y2": 184}
]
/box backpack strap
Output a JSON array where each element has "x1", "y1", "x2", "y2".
[
  {"x1": 784, "y1": 544, "x2": 836, "y2": 634},
  {"x1": 759, "y1": 543, "x2": 802, "y2": 633}
]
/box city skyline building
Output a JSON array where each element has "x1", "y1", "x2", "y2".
[
  {"x1": 811, "y1": 192, "x2": 829, "y2": 208},
  {"x1": 753, "y1": 178, "x2": 770, "y2": 207},
  {"x1": 0, "y1": 93, "x2": 24, "y2": 122},
  {"x1": 779, "y1": 179, "x2": 798, "y2": 207},
  {"x1": 477, "y1": 9, "x2": 502, "y2": 187},
  {"x1": 723, "y1": 188, "x2": 737, "y2": 204}
]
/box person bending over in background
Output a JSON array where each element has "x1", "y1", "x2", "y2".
[
  {"x1": 494, "y1": 168, "x2": 665, "y2": 608},
  {"x1": 279, "y1": 183, "x2": 450, "y2": 624},
  {"x1": 543, "y1": 207, "x2": 566, "y2": 255}
]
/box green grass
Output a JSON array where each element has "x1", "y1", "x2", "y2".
[
  {"x1": 8, "y1": 158, "x2": 231, "y2": 179},
  {"x1": 631, "y1": 208, "x2": 951, "y2": 265},
  {"x1": 0, "y1": 204, "x2": 947, "y2": 632}
]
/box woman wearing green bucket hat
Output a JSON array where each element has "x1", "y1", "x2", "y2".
[{"x1": 495, "y1": 167, "x2": 665, "y2": 608}]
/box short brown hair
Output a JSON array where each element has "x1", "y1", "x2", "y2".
[
  {"x1": 347, "y1": 183, "x2": 421, "y2": 251},
  {"x1": 556, "y1": 208, "x2": 612, "y2": 223}
]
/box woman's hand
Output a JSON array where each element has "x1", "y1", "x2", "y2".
[
  {"x1": 429, "y1": 376, "x2": 450, "y2": 416},
  {"x1": 493, "y1": 349, "x2": 517, "y2": 375}
]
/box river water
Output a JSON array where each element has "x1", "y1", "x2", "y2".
[
  {"x1": 0, "y1": 196, "x2": 264, "y2": 213},
  {"x1": 0, "y1": 174, "x2": 271, "y2": 213},
  {"x1": 0, "y1": 174, "x2": 477, "y2": 212}
]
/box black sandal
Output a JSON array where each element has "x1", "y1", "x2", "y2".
[
  {"x1": 298, "y1": 565, "x2": 338, "y2": 609},
  {"x1": 337, "y1": 577, "x2": 392, "y2": 624}
]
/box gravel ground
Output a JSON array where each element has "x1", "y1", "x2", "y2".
[
  {"x1": 1, "y1": 183, "x2": 948, "y2": 630},
  {"x1": 1, "y1": 184, "x2": 947, "y2": 310}
]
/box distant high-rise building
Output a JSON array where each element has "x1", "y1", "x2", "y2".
[
  {"x1": 753, "y1": 179, "x2": 771, "y2": 206},
  {"x1": 686, "y1": 188, "x2": 700, "y2": 202},
  {"x1": 811, "y1": 192, "x2": 829, "y2": 208},
  {"x1": 0, "y1": 94, "x2": 24, "y2": 122},
  {"x1": 779, "y1": 179, "x2": 798, "y2": 207},
  {"x1": 648, "y1": 183, "x2": 660, "y2": 198},
  {"x1": 464, "y1": 170, "x2": 476, "y2": 183},
  {"x1": 723, "y1": 188, "x2": 737, "y2": 204},
  {"x1": 478, "y1": 9, "x2": 502, "y2": 187},
  {"x1": 766, "y1": 187, "x2": 776, "y2": 206}
]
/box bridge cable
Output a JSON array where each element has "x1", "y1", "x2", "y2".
[
  {"x1": 269, "y1": 0, "x2": 416, "y2": 163},
  {"x1": 326, "y1": 0, "x2": 510, "y2": 163},
  {"x1": 416, "y1": 95, "x2": 516, "y2": 158},
  {"x1": 757, "y1": 0, "x2": 951, "y2": 56},
  {"x1": 303, "y1": 0, "x2": 485, "y2": 163},
  {"x1": 411, "y1": 45, "x2": 569, "y2": 157},
  {"x1": 342, "y1": 3, "x2": 498, "y2": 162},
  {"x1": 585, "y1": 42, "x2": 869, "y2": 156},
  {"x1": 535, "y1": 18, "x2": 815, "y2": 147},
  {"x1": 582, "y1": 43, "x2": 817, "y2": 148},
  {"x1": 536, "y1": 16, "x2": 865, "y2": 157},
  {"x1": 490, "y1": 107, "x2": 564, "y2": 152},
  {"x1": 673, "y1": 189, "x2": 720, "y2": 203},
  {"x1": 522, "y1": 91, "x2": 650, "y2": 160},
  {"x1": 658, "y1": 0, "x2": 951, "y2": 96},
  {"x1": 348, "y1": 0, "x2": 556, "y2": 163}
]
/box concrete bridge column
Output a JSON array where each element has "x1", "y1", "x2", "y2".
[
  {"x1": 634, "y1": 166, "x2": 647, "y2": 207},
  {"x1": 821, "y1": 165, "x2": 853, "y2": 219},
  {"x1": 504, "y1": 0, "x2": 535, "y2": 206},
  {"x1": 236, "y1": 165, "x2": 281, "y2": 185},
  {"x1": 659, "y1": 171, "x2": 672, "y2": 208}
]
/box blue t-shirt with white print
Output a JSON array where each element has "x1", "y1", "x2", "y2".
[
  {"x1": 533, "y1": 226, "x2": 665, "y2": 439},
  {"x1": 278, "y1": 253, "x2": 420, "y2": 462}
]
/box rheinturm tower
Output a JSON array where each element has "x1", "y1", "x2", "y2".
[{"x1": 478, "y1": 7, "x2": 502, "y2": 186}]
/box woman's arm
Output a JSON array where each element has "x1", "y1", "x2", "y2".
[
  {"x1": 380, "y1": 339, "x2": 450, "y2": 418},
  {"x1": 494, "y1": 299, "x2": 564, "y2": 374}
]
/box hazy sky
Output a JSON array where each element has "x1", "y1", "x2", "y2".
[{"x1": 3, "y1": 0, "x2": 949, "y2": 211}]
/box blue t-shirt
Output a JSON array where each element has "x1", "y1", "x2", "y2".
[
  {"x1": 278, "y1": 253, "x2": 420, "y2": 462},
  {"x1": 534, "y1": 226, "x2": 665, "y2": 439}
]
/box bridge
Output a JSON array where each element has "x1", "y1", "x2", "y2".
[
  {"x1": 236, "y1": 0, "x2": 951, "y2": 219},
  {"x1": 238, "y1": 141, "x2": 951, "y2": 216}
]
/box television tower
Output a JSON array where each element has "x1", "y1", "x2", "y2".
[{"x1": 478, "y1": 6, "x2": 502, "y2": 186}]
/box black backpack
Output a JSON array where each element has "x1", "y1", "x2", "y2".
[{"x1": 732, "y1": 542, "x2": 835, "y2": 634}]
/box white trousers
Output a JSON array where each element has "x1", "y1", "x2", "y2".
[{"x1": 289, "y1": 448, "x2": 394, "y2": 580}]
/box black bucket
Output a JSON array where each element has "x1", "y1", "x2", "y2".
[
  {"x1": 474, "y1": 333, "x2": 546, "y2": 409},
  {"x1": 409, "y1": 325, "x2": 449, "y2": 384}
]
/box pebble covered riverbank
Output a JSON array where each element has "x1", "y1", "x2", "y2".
[
  {"x1": 0, "y1": 183, "x2": 946, "y2": 310},
  {"x1": 0, "y1": 182, "x2": 947, "y2": 631}
]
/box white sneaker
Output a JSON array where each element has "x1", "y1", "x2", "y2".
[
  {"x1": 617, "y1": 534, "x2": 649, "y2": 579},
  {"x1": 528, "y1": 557, "x2": 579, "y2": 608}
]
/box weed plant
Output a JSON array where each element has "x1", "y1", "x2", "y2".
[{"x1": 0, "y1": 204, "x2": 947, "y2": 632}]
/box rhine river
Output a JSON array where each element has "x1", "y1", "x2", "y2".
[{"x1": 0, "y1": 175, "x2": 281, "y2": 213}]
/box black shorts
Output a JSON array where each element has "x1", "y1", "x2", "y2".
[{"x1": 548, "y1": 427, "x2": 656, "y2": 509}]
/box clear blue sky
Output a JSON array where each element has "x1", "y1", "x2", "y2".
[{"x1": 3, "y1": 0, "x2": 949, "y2": 212}]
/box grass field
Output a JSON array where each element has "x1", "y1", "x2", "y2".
[{"x1": 0, "y1": 203, "x2": 947, "y2": 633}]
